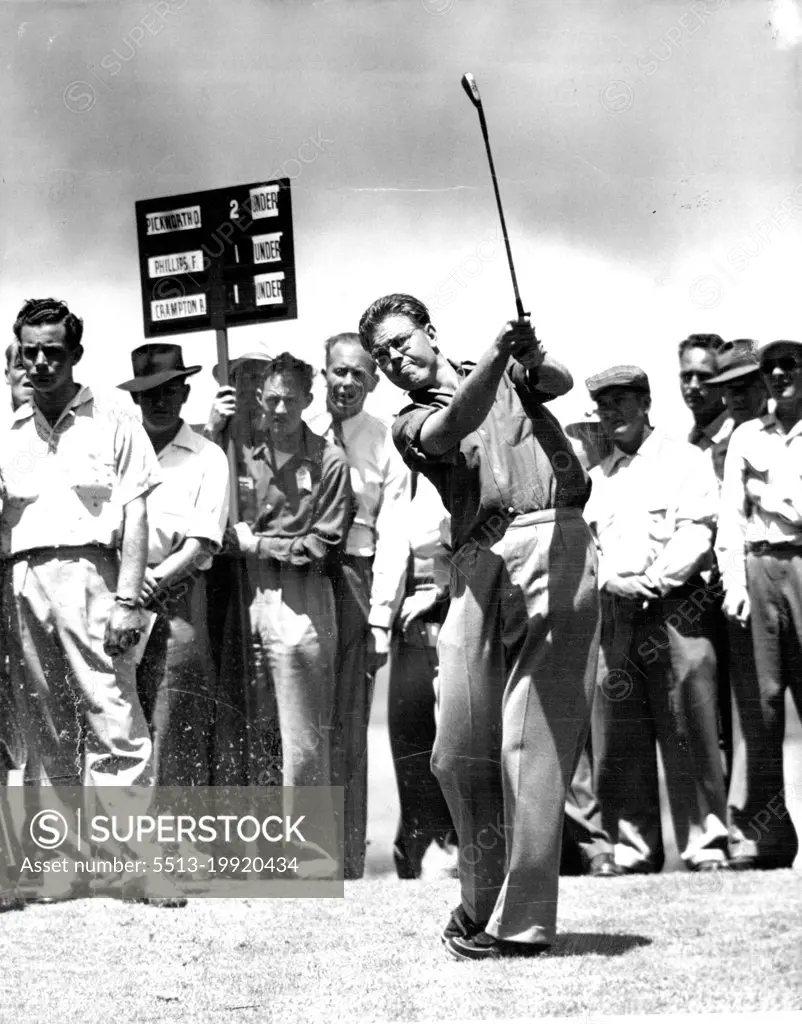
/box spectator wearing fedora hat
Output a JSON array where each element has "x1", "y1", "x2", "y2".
[
  {"x1": 706, "y1": 340, "x2": 769, "y2": 480},
  {"x1": 717, "y1": 339, "x2": 802, "y2": 870},
  {"x1": 705, "y1": 340, "x2": 768, "y2": 857},
  {"x1": 117, "y1": 345, "x2": 229, "y2": 844}
]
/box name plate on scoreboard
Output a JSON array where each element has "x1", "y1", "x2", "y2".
[{"x1": 135, "y1": 180, "x2": 296, "y2": 337}]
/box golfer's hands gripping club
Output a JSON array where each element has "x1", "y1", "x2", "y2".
[{"x1": 495, "y1": 317, "x2": 544, "y2": 370}]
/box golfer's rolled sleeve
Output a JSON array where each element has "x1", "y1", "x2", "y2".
[
  {"x1": 514, "y1": 355, "x2": 574, "y2": 402},
  {"x1": 392, "y1": 360, "x2": 590, "y2": 550}
]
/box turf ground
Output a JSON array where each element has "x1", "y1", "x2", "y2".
[{"x1": 2, "y1": 673, "x2": 800, "y2": 1023}]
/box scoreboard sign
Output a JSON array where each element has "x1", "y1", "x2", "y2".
[{"x1": 135, "y1": 179, "x2": 297, "y2": 337}]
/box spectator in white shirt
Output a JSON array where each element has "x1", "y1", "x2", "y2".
[
  {"x1": 117, "y1": 345, "x2": 229, "y2": 880},
  {"x1": 716, "y1": 339, "x2": 802, "y2": 870},
  {"x1": 308, "y1": 333, "x2": 411, "y2": 878},
  {"x1": 584, "y1": 364, "x2": 729, "y2": 874}
]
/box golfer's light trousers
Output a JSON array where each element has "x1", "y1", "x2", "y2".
[{"x1": 432, "y1": 508, "x2": 600, "y2": 945}]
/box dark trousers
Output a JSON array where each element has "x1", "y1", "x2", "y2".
[
  {"x1": 711, "y1": 601, "x2": 734, "y2": 784},
  {"x1": 208, "y1": 556, "x2": 275, "y2": 786},
  {"x1": 593, "y1": 579, "x2": 729, "y2": 870},
  {"x1": 725, "y1": 615, "x2": 761, "y2": 853},
  {"x1": 561, "y1": 740, "x2": 614, "y2": 873},
  {"x1": 136, "y1": 575, "x2": 216, "y2": 789},
  {"x1": 330, "y1": 555, "x2": 375, "y2": 879},
  {"x1": 735, "y1": 550, "x2": 802, "y2": 862},
  {"x1": 388, "y1": 620, "x2": 455, "y2": 879}
]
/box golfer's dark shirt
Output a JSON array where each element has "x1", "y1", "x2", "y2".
[
  {"x1": 241, "y1": 423, "x2": 352, "y2": 567},
  {"x1": 392, "y1": 360, "x2": 590, "y2": 550}
]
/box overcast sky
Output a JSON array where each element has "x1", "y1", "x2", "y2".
[{"x1": 3, "y1": 0, "x2": 801, "y2": 427}]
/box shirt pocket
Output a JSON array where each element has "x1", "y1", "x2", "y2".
[
  {"x1": 71, "y1": 457, "x2": 115, "y2": 511},
  {"x1": 151, "y1": 509, "x2": 187, "y2": 557},
  {"x1": 642, "y1": 489, "x2": 673, "y2": 546}
]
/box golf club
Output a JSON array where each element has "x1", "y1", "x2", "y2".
[{"x1": 461, "y1": 72, "x2": 528, "y2": 322}]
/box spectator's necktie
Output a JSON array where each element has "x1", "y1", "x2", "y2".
[{"x1": 328, "y1": 417, "x2": 346, "y2": 450}]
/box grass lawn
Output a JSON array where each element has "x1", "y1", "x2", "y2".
[
  {"x1": 3, "y1": 676, "x2": 801, "y2": 1023},
  {"x1": 2, "y1": 870, "x2": 801, "y2": 1022}
]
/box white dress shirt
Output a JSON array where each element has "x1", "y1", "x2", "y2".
[
  {"x1": 689, "y1": 410, "x2": 734, "y2": 485},
  {"x1": 309, "y1": 408, "x2": 411, "y2": 629},
  {"x1": 584, "y1": 427, "x2": 718, "y2": 595},
  {"x1": 716, "y1": 412, "x2": 802, "y2": 592}
]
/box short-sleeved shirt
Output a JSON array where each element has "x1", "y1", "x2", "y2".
[
  {"x1": 146, "y1": 421, "x2": 230, "y2": 567},
  {"x1": 0, "y1": 386, "x2": 161, "y2": 557},
  {"x1": 392, "y1": 360, "x2": 590, "y2": 550},
  {"x1": 241, "y1": 422, "x2": 352, "y2": 567}
]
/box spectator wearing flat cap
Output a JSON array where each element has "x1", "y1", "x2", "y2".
[
  {"x1": 716, "y1": 339, "x2": 802, "y2": 870},
  {"x1": 583, "y1": 364, "x2": 729, "y2": 873},
  {"x1": 117, "y1": 345, "x2": 229, "y2": 826}
]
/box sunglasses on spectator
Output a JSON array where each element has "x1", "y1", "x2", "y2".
[{"x1": 762, "y1": 356, "x2": 802, "y2": 374}]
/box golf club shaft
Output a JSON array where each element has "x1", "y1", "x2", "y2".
[{"x1": 474, "y1": 103, "x2": 526, "y2": 321}]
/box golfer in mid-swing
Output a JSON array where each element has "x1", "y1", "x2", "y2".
[{"x1": 358, "y1": 294, "x2": 600, "y2": 960}]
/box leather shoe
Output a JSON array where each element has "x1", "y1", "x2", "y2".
[
  {"x1": 441, "y1": 905, "x2": 483, "y2": 944},
  {"x1": 0, "y1": 886, "x2": 26, "y2": 913},
  {"x1": 690, "y1": 859, "x2": 729, "y2": 872},
  {"x1": 618, "y1": 861, "x2": 660, "y2": 876},
  {"x1": 730, "y1": 854, "x2": 793, "y2": 872},
  {"x1": 445, "y1": 931, "x2": 551, "y2": 961},
  {"x1": 588, "y1": 853, "x2": 623, "y2": 877}
]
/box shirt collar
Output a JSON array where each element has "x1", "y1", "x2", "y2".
[
  {"x1": 698, "y1": 408, "x2": 730, "y2": 443},
  {"x1": 14, "y1": 384, "x2": 93, "y2": 425},
  {"x1": 160, "y1": 420, "x2": 201, "y2": 455},
  {"x1": 603, "y1": 425, "x2": 656, "y2": 473},
  {"x1": 339, "y1": 409, "x2": 367, "y2": 441},
  {"x1": 759, "y1": 410, "x2": 802, "y2": 440},
  {"x1": 251, "y1": 421, "x2": 315, "y2": 464}
]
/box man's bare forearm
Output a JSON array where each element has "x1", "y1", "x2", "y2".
[
  {"x1": 419, "y1": 343, "x2": 509, "y2": 456},
  {"x1": 154, "y1": 538, "x2": 210, "y2": 589},
  {"x1": 118, "y1": 496, "x2": 149, "y2": 601}
]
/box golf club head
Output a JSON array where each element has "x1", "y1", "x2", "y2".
[{"x1": 461, "y1": 72, "x2": 482, "y2": 108}]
